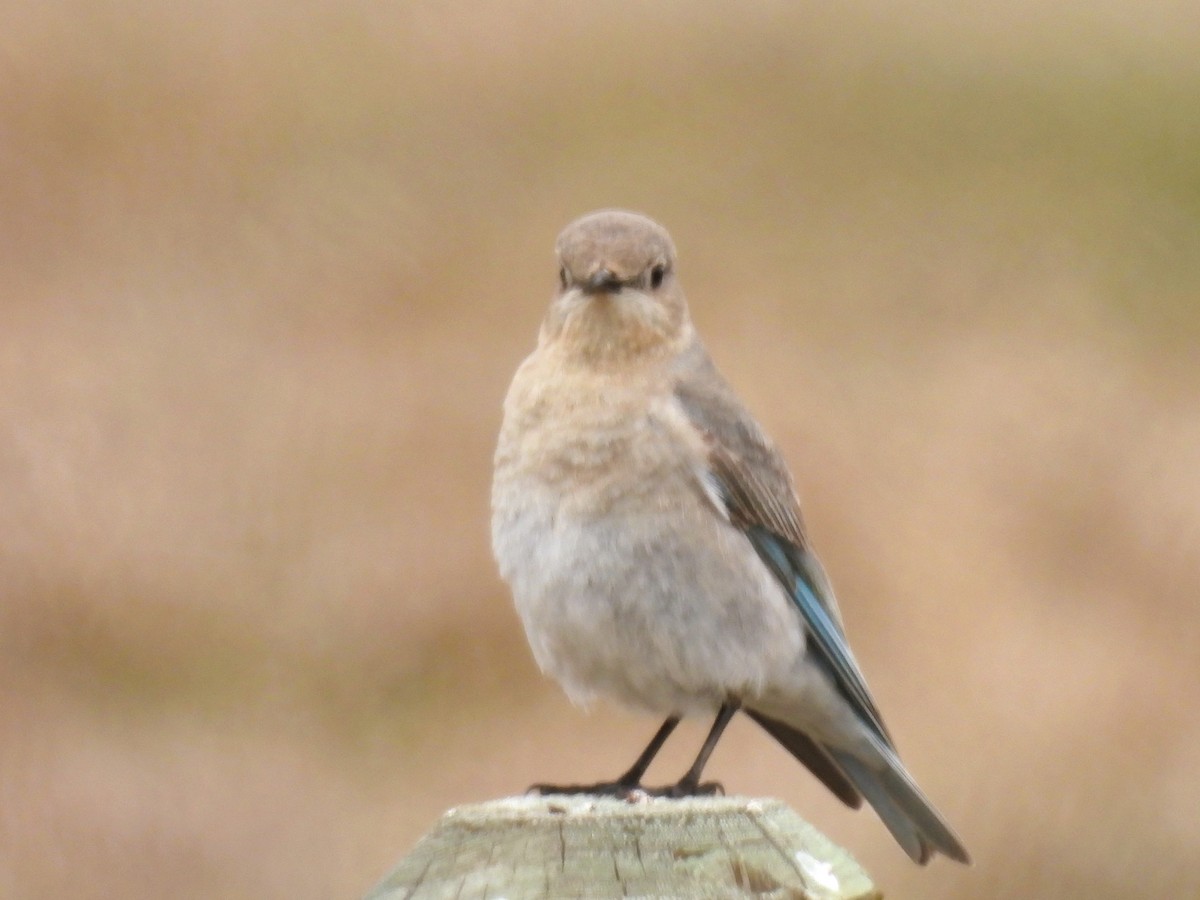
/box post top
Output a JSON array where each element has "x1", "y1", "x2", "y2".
[
  {"x1": 443, "y1": 792, "x2": 790, "y2": 821},
  {"x1": 368, "y1": 794, "x2": 880, "y2": 899}
]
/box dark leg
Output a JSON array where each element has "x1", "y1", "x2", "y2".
[
  {"x1": 658, "y1": 700, "x2": 740, "y2": 798},
  {"x1": 613, "y1": 715, "x2": 681, "y2": 787},
  {"x1": 529, "y1": 716, "x2": 681, "y2": 797}
]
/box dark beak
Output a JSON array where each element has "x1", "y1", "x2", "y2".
[{"x1": 584, "y1": 268, "x2": 622, "y2": 294}]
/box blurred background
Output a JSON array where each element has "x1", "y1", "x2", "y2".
[{"x1": 2, "y1": 1, "x2": 1198, "y2": 897}]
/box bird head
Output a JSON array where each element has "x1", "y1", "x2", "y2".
[{"x1": 540, "y1": 209, "x2": 692, "y2": 365}]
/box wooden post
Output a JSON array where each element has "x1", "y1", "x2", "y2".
[{"x1": 366, "y1": 794, "x2": 880, "y2": 899}]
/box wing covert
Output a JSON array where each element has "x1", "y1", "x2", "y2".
[{"x1": 671, "y1": 342, "x2": 893, "y2": 745}]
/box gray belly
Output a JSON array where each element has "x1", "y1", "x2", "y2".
[{"x1": 492, "y1": 482, "x2": 804, "y2": 716}]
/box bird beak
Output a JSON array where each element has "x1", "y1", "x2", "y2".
[{"x1": 584, "y1": 268, "x2": 622, "y2": 294}]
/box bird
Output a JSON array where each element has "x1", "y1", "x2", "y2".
[{"x1": 490, "y1": 209, "x2": 970, "y2": 865}]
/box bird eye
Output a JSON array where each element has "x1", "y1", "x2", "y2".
[
  {"x1": 558, "y1": 267, "x2": 568, "y2": 289},
  {"x1": 650, "y1": 263, "x2": 666, "y2": 289}
]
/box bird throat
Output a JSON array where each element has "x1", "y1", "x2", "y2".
[{"x1": 552, "y1": 293, "x2": 688, "y2": 368}]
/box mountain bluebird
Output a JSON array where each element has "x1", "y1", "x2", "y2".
[{"x1": 491, "y1": 209, "x2": 970, "y2": 864}]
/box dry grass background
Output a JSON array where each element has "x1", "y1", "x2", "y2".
[{"x1": 2, "y1": 2, "x2": 1199, "y2": 897}]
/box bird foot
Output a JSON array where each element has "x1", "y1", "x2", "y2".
[
  {"x1": 647, "y1": 779, "x2": 725, "y2": 799},
  {"x1": 528, "y1": 781, "x2": 641, "y2": 799},
  {"x1": 528, "y1": 779, "x2": 724, "y2": 800}
]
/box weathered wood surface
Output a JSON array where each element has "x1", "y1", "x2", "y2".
[{"x1": 366, "y1": 794, "x2": 880, "y2": 899}]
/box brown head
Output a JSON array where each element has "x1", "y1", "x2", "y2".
[{"x1": 539, "y1": 209, "x2": 692, "y2": 365}]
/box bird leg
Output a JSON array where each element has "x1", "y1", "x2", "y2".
[
  {"x1": 530, "y1": 702, "x2": 742, "y2": 800},
  {"x1": 652, "y1": 700, "x2": 739, "y2": 798},
  {"x1": 529, "y1": 715, "x2": 681, "y2": 798}
]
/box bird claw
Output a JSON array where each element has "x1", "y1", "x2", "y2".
[
  {"x1": 529, "y1": 779, "x2": 724, "y2": 800},
  {"x1": 527, "y1": 781, "x2": 640, "y2": 799},
  {"x1": 653, "y1": 779, "x2": 725, "y2": 799}
]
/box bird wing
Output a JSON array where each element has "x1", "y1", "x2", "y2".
[{"x1": 671, "y1": 342, "x2": 893, "y2": 745}]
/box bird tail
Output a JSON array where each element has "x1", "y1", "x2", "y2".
[
  {"x1": 828, "y1": 739, "x2": 971, "y2": 865},
  {"x1": 746, "y1": 710, "x2": 862, "y2": 809}
]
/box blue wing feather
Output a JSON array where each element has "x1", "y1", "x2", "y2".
[{"x1": 745, "y1": 526, "x2": 893, "y2": 746}]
